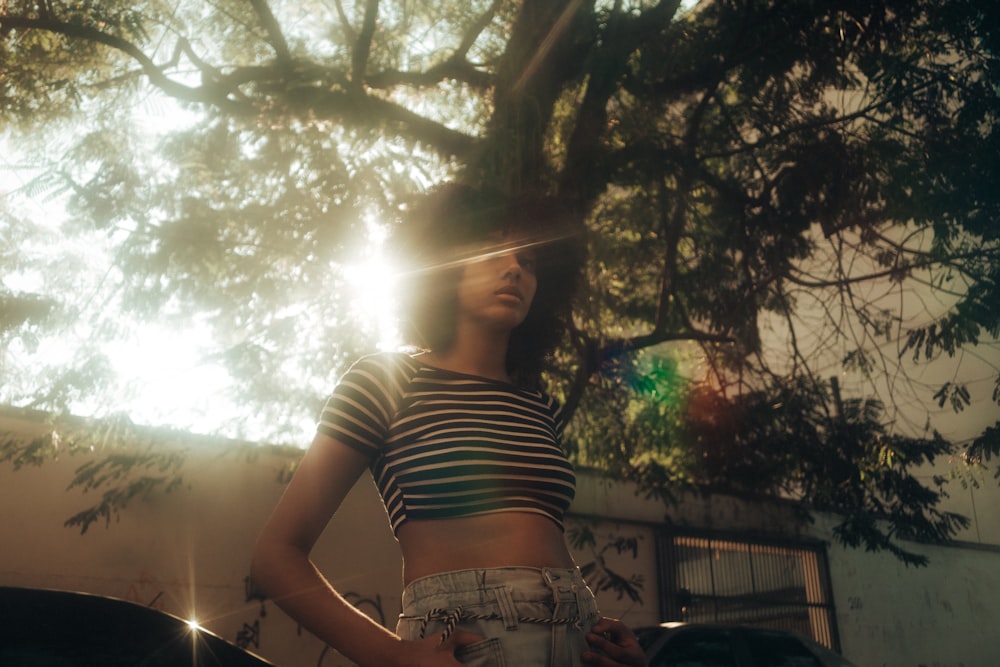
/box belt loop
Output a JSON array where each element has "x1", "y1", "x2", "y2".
[
  {"x1": 571, "y1": 581, "x2": 588, "y2": 629},
  {"x1": 542, "y1": 567, "x2": 563, "y2": 621},
  {"x1": 492, "y1": 585, "x2": 520, "y2": 631}
]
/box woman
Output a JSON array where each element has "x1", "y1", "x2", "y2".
[{"x1": 251, "y1": 184, "x2": 645, "y2": 667}]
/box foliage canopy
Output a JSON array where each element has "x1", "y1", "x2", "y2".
[{"x1": 2, "y1": 0, "x2": 999, "y2": 563}]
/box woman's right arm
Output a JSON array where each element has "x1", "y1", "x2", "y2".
[{"x1": 250, "y1": 432, "x2": 477, "y2": 667}]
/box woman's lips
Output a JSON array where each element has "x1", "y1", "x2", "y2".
[{"x1": 494, "y1": 286, "x2": 524, "y2": 301}]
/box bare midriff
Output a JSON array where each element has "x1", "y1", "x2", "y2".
[{"x1": 396, "y1": 512, "x2": 577, "y2": 585}]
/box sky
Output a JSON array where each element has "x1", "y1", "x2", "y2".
[{"x1": 1, "y1": 147, "x2": 399, "y2": 443}]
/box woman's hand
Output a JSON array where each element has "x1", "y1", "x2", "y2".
[{"x1": 582, "y1": 617, "x2": 647, "y2": 667}]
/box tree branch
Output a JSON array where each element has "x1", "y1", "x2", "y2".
[
  {"x1": 0, "y1": 14, "x2": 253, "y2": 114},
  {"x1": 653, "y1": 176, "x2": 681, "y2": 334},
  {"x1": 332, "y1": 0, "x2": 356, "y2": 43},
  {"x1": 248, "y1": 0, "x2": 291, "y2": 62},
  {"x1": 701, "y1": 77, "x2": 947, "y2": 162},
  {"x1": 365, "y1": 0, "x2": 502, "y2": 91},
  {"x1": 601, "y1": 329, "x2": 735, "y2": 361},
  {"x1": 458, "y1": 0, "x2": 503, "y2": 57},
  {"x1": 364, "y1": 58, "x2": 492, "y2": 90},
  {"x1": 351, "y1": 0, "x2": 379, "y2": 86},
  {"x1": 1, "y1": 11, "x2": 481, "y2": 157},
  {"x1": 286, "y1": 86, "x2": 479, "y2": 158},
  {"x1": 558, "y1": 0, "x2": 682, "y2": 205}
]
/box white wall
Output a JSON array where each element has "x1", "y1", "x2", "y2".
[
  {"x1": 3, "y1": 410, "x2": 999, "y2": 667},
  {"x1": 0, "y1": 413, "x2": 660, "y2": 667},
  {"x1": 827, "y1": 533, "x2": 1000, "y2": 667}
]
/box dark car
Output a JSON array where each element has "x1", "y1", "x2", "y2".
[
  {"x1": 637, "y1": 622, "x2": 857, "y2": 667},
  {"x1": 0, "y1": 586, "x2": 276, "y2": 666}
]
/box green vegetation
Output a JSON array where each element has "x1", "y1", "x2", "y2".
[{"x1": 2, "y1": 0, "x2": 998, "y2": 563}]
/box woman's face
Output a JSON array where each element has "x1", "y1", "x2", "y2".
[{"x1": 454, "y1": 240, "x2": 538, "y2": 332}]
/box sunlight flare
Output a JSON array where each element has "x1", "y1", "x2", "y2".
[{"x1": 343, "y1": 218, "x2": 402, "y2": 351}]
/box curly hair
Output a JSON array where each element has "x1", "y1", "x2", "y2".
[{"x1": 390, "y1": 183, "x2": 584, "y2": 389}]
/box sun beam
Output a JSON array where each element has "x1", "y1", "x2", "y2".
[{"x1": 343, "y1": 217, "x2": 403, "y2": 352}]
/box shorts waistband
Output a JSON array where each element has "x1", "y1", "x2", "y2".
[
  {"x1": 399, "y1": 567, "x2": 595, "y2": 643},
  {"x1": 402, "y1": 566, "x2": 585, "y2": 604}
]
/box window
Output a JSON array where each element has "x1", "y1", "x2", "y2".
[{"x1": 658, "y1": 532, "x2": 841, "y2": 652}]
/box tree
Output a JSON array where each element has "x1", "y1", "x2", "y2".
[{"x1": 1, "y1": 0, "x2": 998, "y2": 563}]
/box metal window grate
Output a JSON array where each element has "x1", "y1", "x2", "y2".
[{"x1": 658, "y1": 532, "x2": 840, "y2": 652}]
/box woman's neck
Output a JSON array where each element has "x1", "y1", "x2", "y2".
[{"x1": 424, "y1": 328, "x2": 511, "y2": 382}]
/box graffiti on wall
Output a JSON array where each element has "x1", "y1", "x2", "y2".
[
  {"x1": 343, "y1": 591, "x2": 387, "y2": 627},
  {"x1": 236, "y1": 619, "x2": 261, "y2": 650},
  {"x1": 238, "y1": 575, "x2": 267, "y2": 651},
  {"x1": 124, "y1": 570, "x2": 192, "y2": 612}
]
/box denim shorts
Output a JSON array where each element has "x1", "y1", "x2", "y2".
[{"x1": 396, "y1": 567, "x2": 601, "y2": 667}]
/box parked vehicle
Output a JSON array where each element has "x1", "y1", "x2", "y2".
[
  {"x1": 637, "y1": 622, "x2": 857, "y2": 667},
  {"x1": 0, "y1": 586, "x2": 276, "y2": 666}
]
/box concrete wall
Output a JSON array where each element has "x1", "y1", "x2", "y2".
[
  {"x1": 574, "y1": 467, "x2": 1000, "y2": 667},
  {"x1": 826, "y1": 527, "x2": 1000, "y2": 667},
  {"x1": 0, "y1": 412, "x2": 661, "y2": 667},
  {"x1": 2, "y1": 410, "x2": 999, "y2": 667}
]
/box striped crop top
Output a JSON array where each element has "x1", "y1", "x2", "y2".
[{"x1": 316, "y1": 352, "x2": 576, "y2": 536}]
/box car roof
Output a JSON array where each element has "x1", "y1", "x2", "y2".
[{"x1": 0, "y1": 586, "x2": 276, "y2": 666}]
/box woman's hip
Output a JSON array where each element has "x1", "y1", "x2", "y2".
[{"x1": 396, "y1": 567, "x2": 600, "y2": 666}]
